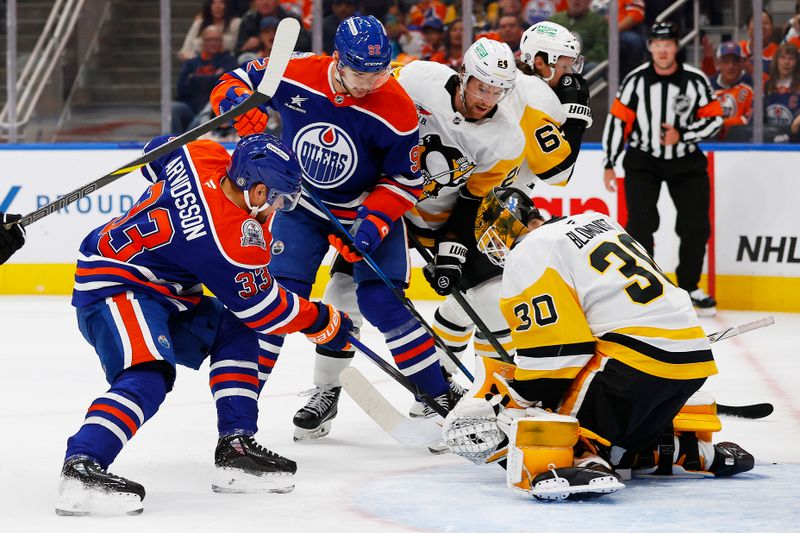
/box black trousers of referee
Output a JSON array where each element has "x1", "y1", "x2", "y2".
[{"x1": 622, "y1": 148, "x2": 711, "y2": 292}]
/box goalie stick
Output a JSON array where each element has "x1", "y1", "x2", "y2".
[
  {"x1": 347, "y1": 315, "x2": 778, "y2": 446},
  {"x1": 6, "y1": 18, "x2": 300, "y2": 229}
]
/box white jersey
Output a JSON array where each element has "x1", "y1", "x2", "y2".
[
  {"x1": 500, "y1": 213, "x2": 717, "y2": 383},
  {"x1": 505, "y1": 74, "x2": 575, "y2": 189},
  {"x1": 396, "y1": 60, "x2": 525, "y2": 236}
]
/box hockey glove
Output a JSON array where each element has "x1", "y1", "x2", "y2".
[
  {"x1": 554, "y1": 73, "x2": 592, "y2": 128},
  {"x1": 302, "y1": 302, "x2": 353, "y2": 352},
  {"x1": 428, "y1": 241, "x2": 467, "y2": 296},
  {"x1": 218, "y1": 87, "x2": 268, "y2": 137},
  {"x1": 328, "y1": 206, "x2": 393, "y2": 263},
  {"x1": 0, "y1": 213, "x2": 25, "y2": 265}
]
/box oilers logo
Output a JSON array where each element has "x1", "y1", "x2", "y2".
[
  {"x1": 766, "y1": 104, "x2": 794, "y2": 126},
  {"x1": 294, "y1": 123, "x2": 358, "y2": 189}
]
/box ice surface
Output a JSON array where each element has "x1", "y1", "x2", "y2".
[{"x1": 1, "y1": 297, "x2": 799, "y2": 532}]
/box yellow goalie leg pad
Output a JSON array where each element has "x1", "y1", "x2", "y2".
[
  {"x1": 674, "y1": 390, "x2": 722, "y2": 443},
  {"x1": 505, "y1": 412, "x2": 580, "y2": 494}
]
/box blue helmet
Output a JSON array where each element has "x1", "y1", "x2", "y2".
[
  {"x1": 228, "y1": 134, "x2": 303, "y2": 214},
  {"x1": 334, "y1": 15, "x2": 392, "y2": 73}
]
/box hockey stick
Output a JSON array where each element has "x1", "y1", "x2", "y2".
[
  {"x1": 707, "y1": 316, "x2": 775, "y2": 343},
  {"x1": 408, "y1": 232, "x2": 515, "y2": 365},
  {"x1": 9, "y1": 18, "x2": 300, "y2": 229},
  {"x1": 707, "y1": 317, "x2": 775, "y2": 419},
  {"x1": 340, "y1": 367, "x2": 443, "y2": 447},
  {"x1": 301, "y1": 186, "x2": 475, "y2": 382},
  {"x1": 716, "y1": 403, "x2": 773, "y2": 419},
  {"x1": 348, "y1": 336, "x2": 448, "y2": 418}
]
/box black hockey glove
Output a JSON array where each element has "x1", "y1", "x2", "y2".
[
  {"x1": 554, "y1": 73, "x2": 592, "y2": 128},
  {"x1": 427, "y1": 241, "x2": 468, "y2": 296},
  {"x1": 0, "y1": 212, "x2": 25, "y2": 265}
]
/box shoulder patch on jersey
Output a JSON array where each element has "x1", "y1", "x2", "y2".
[{"x1": 241, "y1": 219, "x2": 267, "y2": 249}]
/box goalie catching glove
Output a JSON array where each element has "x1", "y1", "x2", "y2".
[
  {"x1": 218, "y1": 87, "x2": 269, "y2": 137},
  {"x1": 301, "y1": 302, "x2": 353, "y2": 351}
]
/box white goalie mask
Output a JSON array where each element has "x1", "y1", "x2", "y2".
[
  {"x1": 460, "y1": 38, "x2": 518, "y2": 104},
  {"x1": 520, "y1": 21, "x2": 584, "y2": 81}
]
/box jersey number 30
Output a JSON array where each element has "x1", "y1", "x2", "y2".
[{"x1": 589, "y1": 234, "x2": 672, "y2": 305}]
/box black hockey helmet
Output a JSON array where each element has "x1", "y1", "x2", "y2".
[{"x1": 649, "y1": 21, "x2": 679, "y2": 42}]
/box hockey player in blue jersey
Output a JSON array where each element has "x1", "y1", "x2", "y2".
[
  {"x1": 211, "y1": 15, "x2": 453, "y2": 441},
  {"x1": 56, "y1": 134, "x2": 354, "y2": 516}
]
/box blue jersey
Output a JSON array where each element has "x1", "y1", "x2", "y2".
[
  {"x1": 212, "y1": 54, "x2": 423, "y2": 223},
  {"x1": 72, "y1": 137, "x2": 319, "y2": 342}
]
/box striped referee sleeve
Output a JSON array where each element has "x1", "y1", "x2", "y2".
[
  {"x1": 680, "y1": 67, "x2": 724, "y2": 143},
  {"x1": 602, "y1": 69, "x2": 640, "y2": 168}
]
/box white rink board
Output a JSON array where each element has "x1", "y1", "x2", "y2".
[{"x1": 1, "y1": 146, "x2": 799, "y2": 279}]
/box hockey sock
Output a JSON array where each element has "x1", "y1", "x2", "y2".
[
  {"x1": 357, "y1": 281, "x2": 448, "y2": 396},
  {"x1": 474, "y1": 328, "x2": 515, "y2": 359},
  {"x1": 314, "y1": 346, "x2": 355, "y2": 389},
  {"x1": 65, "y1": 366, "x2": 168, "y2": 469},
  {"x1": 432, "y1": 309, "x2": 473, "y2": 367},
  {"x1": 385, "y1": 319, "x2": 448, "y2": 397},
  {"x1": 210, "y1": 354, "x2": 261, "y2": 437}
]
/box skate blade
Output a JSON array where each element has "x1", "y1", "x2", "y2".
[
  {"x1": 633, "y1": 466, "x2": 715, "y2": 479},
  {"x1": 293, "y1": 420, "x2": 332, "y2": 442},
  {"x1": 212, "y1": 467, "x2": 295, "y2": 494},
  {"x1": 55, "y1": 477, "x2": 143, "y2": 516},
  {"x1": 532, "y1": 476, "x2": 625, "y2": 501}
]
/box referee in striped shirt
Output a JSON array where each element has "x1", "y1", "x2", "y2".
[{"x1": 601, "y1": 22, "x2": 723, "y2": 316}]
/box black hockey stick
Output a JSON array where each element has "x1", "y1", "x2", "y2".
[
  {"x1": 408, "y1": 232, "x2": 514, "y2": 365},
  {"x1": 349, "y1": 337, "x2": 448, "y2": 418},
  {"x1": 7, "y1": 18, "x2": 300, "y2": 229},
  {"x1": 708, "y1": 317, "x2": 775, "y2": 419},
  {"x1": 716, "y1": 403, "x2": 774, "y2": 419},
  {"x1": 301, "y1": 185, "x2": 475, "y2": 382}
]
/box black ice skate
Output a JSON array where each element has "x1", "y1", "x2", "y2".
[
  {"x1": 422, "y1": 390, "x2": 456, "y2": 455},
  {"x1": 55, "y1": 455, "x2": 145, "y2": 516},
  {"x1": 410, "y1": 370, "x2": 466, "y2": 418},
  {"x1": 293, "y1": 386, "x2": 341, "y2": 441},
  {"x1": 689, "y1": 288, "x2": 717, "y2": 317},
  {"x1": 530, "y1": 465, "x2": 625, "y2": 501},
  {"x1": 709, "y1": 441, "x2": 755, "y2": 477},
  {"x1": 212, "y1": 434, "x2": 297, "y2": 494}
]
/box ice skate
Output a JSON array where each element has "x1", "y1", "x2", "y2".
[
  {"x1": 212, "y1": 434, "x2": 297, "y2": 494},
  {"x1": 709, "y1": 441, "x2": 754, "y2": 477},
  {"x1": 423, "y1": 391, "x2": 456, "y2": 454},
  {"x1": 530, "y1": 465, "x2": 625, "y2": 501},
  {"x1": 410, "y1": 371, "x2": 466, "y2": 418},
  {"x1": 689, "y1": 288, "x2": 717, "y2": 317},
  {"x1": 293, "y1": 386, "x2": 341, "y2": 441},
  {"x1": 55, "y1": 455, "x2": 145, "y2": 516}
]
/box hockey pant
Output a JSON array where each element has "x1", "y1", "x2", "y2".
[
  {"x1": 556, "y1": 356, "x2": 708, "y2": 472},
  {"x1": 432, "y1": 275, "x2": 515, "y2": 371},
  {"x1": 66, "y1": 294, "x2": 261, "y2": 469}
]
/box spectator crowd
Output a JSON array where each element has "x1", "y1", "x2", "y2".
[{"x1": 171, "y1": 0, "x2": 800, "y2": 143}]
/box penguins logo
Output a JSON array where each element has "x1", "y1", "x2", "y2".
[{"x1": 418, "y1": 134, "x2": 476, "y2": 199}]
